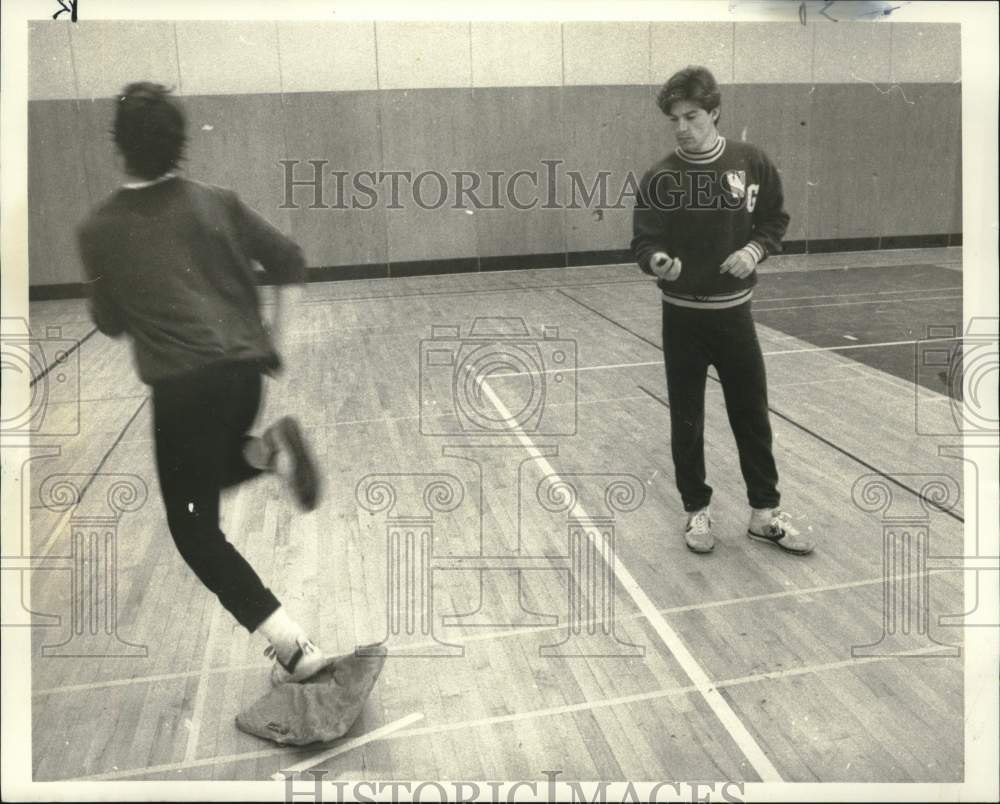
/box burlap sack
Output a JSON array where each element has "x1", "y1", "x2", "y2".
[{"x1": 236, "y1": 643, "x2": 387, "y2": 746}]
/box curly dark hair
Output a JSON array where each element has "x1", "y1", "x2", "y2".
[
  {"x1": 656, "y1": 66, "x2": 722, "y2": 122},
  {"x1": 112, "y1": 82, "x2": 187, "y2": 180}
]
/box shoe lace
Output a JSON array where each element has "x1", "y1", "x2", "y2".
[
  {"x1": 770, "y1": 510, "x2": 799, "y2": 536},
  {"x1": 688, "y1": 510, "x2": 710, "y2": 531}
]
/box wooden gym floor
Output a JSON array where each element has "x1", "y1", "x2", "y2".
[{"x1": 23, "y1": 246, "x2": 967, "y2": 783}]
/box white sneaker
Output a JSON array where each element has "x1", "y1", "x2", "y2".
[
  {"x1": 684, "y1": 508, "x2": 714, "y2": 553},
  {"x1": 748, "y1": 509, "x2": 814, "y2": 555},
  {"x1": 265, "y1": 636, "x2": 327, "y2": 685}
]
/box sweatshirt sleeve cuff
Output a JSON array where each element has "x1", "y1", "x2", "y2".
[{"x1": 744, "y1": 241, "x2": 767, "y2": 263}]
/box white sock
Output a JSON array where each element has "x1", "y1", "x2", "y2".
[{"x1": 257, "y1": 607, "x2": 307, "y2": 664}]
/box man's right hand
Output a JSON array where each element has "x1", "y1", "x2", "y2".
[{"x1": 650, "y1": 251, "x2": 682, "y2": 281}]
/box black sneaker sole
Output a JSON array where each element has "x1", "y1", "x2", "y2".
[
  {"x1": 747, "y1": 530, "x2": 813, "y2": 555},
  {"x1": 276, "y1": 417, "x2": 321, "y2": 512}
]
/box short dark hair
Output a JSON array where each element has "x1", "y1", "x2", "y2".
[
  {"x1": 112, "y1": 82, "x2": 187, "y2": 180},
  {"x1": 656, "y1": 66, "x2": 722, "y2": 121}
]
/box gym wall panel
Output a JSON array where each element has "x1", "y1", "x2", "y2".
[
  {"x1": 650, "y1": 22, "x2": 734, "y2": 85},
  {"x1": 28, "y1": 101, "x2": 91, "y2": 286},
  {"x1": 281, "y1": 91, "x2": 387, "y2": 268},
  {"x1": 70, "y1": 22, "x2": 181, "y2": 100},
  {"x1": 878, "y1": 84, "x2": 962, "y2": 236},
  {"x1": 561, "y1": 86, "x2": 660, "y2": 253},
  {"x1": 949, "y1": 136, "x2": 962, "y2": 234},
  {"x1": 76, "y1": 98, "x2": 124, "y2": 206},
  {"x1": 890, "y1": 24, "x2": 961, "y2": 83},
  {"x1": 470, "y1": 22, "x2": 562, "y2": 88},
  {"x1": 727, "y1": 84, "x2": 812, "y2": 242},
  {"x1": 276, "y1": 22, "x2": 379, "y2": 93},
  {"x1": 813, "y1": 21, "x2": 891, "y2": 83},
  {"x1": 734, "y1": 23, "x2": 814, "y2": 84},
  {"x1": 376, "y1": 22, "x2": 472, "y2": 90},
  {"x1": 563, "y1": 23, "x2": 649, "y2": 87},
  {"x1": 175, "y1": 22, "x2": 282, "y2": 96},
  {"x1": 806, "y1": 85, "x2": 889, "y2": 240},
  {"x1": 379, "y1": 89, "x2": 478, "y2": 264},
  {"x1": 29, "y1": 23, "x2": 76, "y2": 101},
  {"x1": 181, "y1": 94, "x2": 292, "y2": 234},
  {"x1": 471, "y1": 87, "x2": 566, "y2": 258}
]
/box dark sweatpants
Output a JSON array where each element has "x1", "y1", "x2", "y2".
[
  {"x1": 661, "y1": 300, "x2": 781, "y2": 513},
  {"x1": 151, "y1": 360, "x2": 280, "y2": 632}
]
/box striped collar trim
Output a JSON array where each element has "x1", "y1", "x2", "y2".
[
  {"x1": 661, "y1": 286, "x2": 752, "y2": 309},
  {"x1": 675, "y1": 137, "x2": 726, "y2": 164}
]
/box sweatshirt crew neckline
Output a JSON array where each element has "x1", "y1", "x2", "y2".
[{"x1": 675, "y1": 137, "x2": 726, "y2": 164}]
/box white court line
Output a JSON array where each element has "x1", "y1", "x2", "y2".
[
  {"x1": 271, "y1": 712, "x2": 424, "y2": 779},
  {"x1": 388, "y1": 647, "x2": 951, "y2": 743},
  {"x1": 32, "y1": 568, "x2": 957, "y2": 698},
  {"x1": 489, "y1": 335, "x2": 964, "y2": 381},
  {"x1": 66, "y1": 647, "x2": 949, "y2": 782},
  {"x1": 477, "y1": 377, "x2": 784, "y2": 783}
]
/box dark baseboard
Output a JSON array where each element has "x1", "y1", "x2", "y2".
[
  {"x1": 27, "y1": 283, "x2": 85, "y2": 301},
  {"x1": 28, "y1": 233, "x2": 964, "y2": 300},
  {"x1": 566, "y1": 249, "x2": 635, "y2": 267},
  {"x1": 480, "y1": 252, "x2": 567, "y2": 272}
]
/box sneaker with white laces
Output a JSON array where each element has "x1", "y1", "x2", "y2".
[
  {"x1": 684, "y1": 508, "x2": 714, "y2": 553},
  {"x1": 747, "y1": 509, "x2": 814, "y2": 555},
  {"x1": 266, "y1": 636, "x2": 328, "y2": 685}
]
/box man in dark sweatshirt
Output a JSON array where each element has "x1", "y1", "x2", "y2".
[
  {"x1": 78, "y1": 82, "x2": 328, "y2": 683},
  {"x1": 632, "y1": 66, "x2": 814, "y2": 556}
]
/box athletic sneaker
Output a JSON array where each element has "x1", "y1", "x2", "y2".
[
  {"x1": 265, "y1": 416, "x2": 320, "y2": 511},
  {"x1": 747, "y1": 509, "x2": 814, "y2": 555},
  {"x1": 684, "y1": 508, "x2": 714, "y2": 553},
  {"x1": 265, "y1": 636, "x2": 327, "y2": 685}
]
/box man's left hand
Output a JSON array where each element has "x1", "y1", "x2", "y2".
[{"x1": 720, "y1": 246, "x2": 759, "y2": 279}]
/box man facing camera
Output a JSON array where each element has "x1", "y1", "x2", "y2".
[{"x1": 632, "y1": 66, "x2": 814, "y2": 556}]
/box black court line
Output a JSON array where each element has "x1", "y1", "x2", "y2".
[
  {"x1": 557, "y1": 289, "x2": 663, "y2": 351},
  {"x1": 76, "y1": 396, "x2": 149, "y2": 506},
  {"x1": 562, "y1": 289, "x2": 967, "y2": 526},
  {"x1": 28, "y1": 326, "x2": 99, "y2": 388},
  {"x1": 636, "y1": 385, "x2": 964, "y2": 524}
]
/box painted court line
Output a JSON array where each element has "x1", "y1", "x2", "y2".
[
  {"x1": 271, "y1": 713, "x2": 424, "y2": 778},
  {"x1": 478, "y1": 377, "x2": 784, "y2": 783},
  {"x1": 755, "y1": 294, "x2": 961, "y2": 313},
  {"x1": 387, "y1": 648, "x2": 951, "y2": 743},
  {"x1": 489, "y1": 334, "x2": 964, "y2": 381},
  {"x1": 66, "y1": 648, "x2": 948, "y2": 782},
  {"x1": 31, "y1": 568, "x2": 957, "y2": 698}
]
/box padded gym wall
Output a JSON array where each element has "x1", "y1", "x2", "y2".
[{"x1": 28, "y1": 20, "x2": 962, "y2": 289}]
